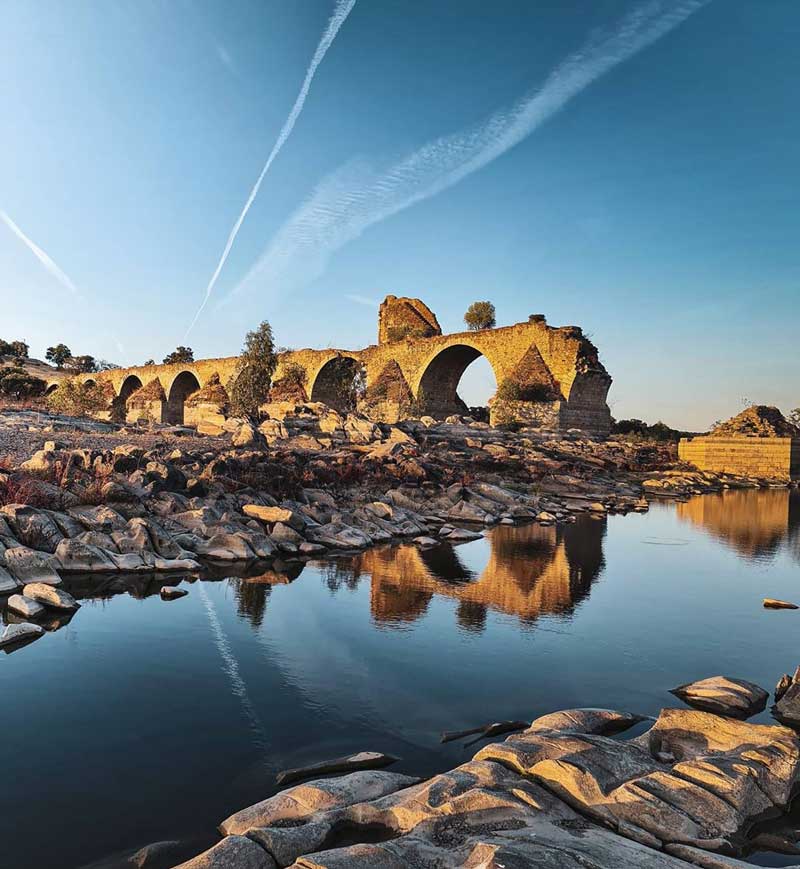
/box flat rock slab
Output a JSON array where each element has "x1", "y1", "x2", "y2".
[
  {"x1": 221, "y1": 771, "x2": 418, "y2": 836},
  {"x1": 4, "y1": 547, "x2": 62, "y2": 586},
  {"x1": 527, "y1": 708, "x2": 646, "y2": 735},
  {"x1": 671, "y1": 676, "x2": 769, "y2": 719},
  {"x1": 160, "y1": 586, "x2": 188, "y2": 600},
  {"x1": 276, "y1": 751, "x2": 399, "y2": 786},
  {"x1": 173, "y1": 835, "x2": 276, "y2": 869},
  {"x1": 7, "y1": 594, "x2": 45, "y2": 618},
  {"x1": 0, "y1": 621, "x2": 44, "y2": 650},
  {"x1": 23, "y1": 582, "x2": 80, "y2": 611}
]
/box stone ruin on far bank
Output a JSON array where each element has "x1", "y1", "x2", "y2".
[
  {"x1": 680, "y1": 405, "x2": 800, "y2": 481},
  {"x1": 55, "y1": 295, "x2": 614, "y2": 435}
]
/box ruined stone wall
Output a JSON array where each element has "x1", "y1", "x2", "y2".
[
  {"x1": 61, "y1": 300, "x2": 612, "y2": 435},
  {"x1": 679, "y1": 436, "x2": 799, "y2": 481}
]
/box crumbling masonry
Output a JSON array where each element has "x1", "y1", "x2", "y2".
[{"x1": 55, "y1": 296, "x2": 612, "y2": 435}]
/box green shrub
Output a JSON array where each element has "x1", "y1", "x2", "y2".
[
  {"x1": 46, "y1": 377, "x2": 110, "y2": 416},
  {"x1": 0, "y1": 367, "x2": 45, "y2": 398},
  {"x1": 496, "y1": 378, "x2": 553, "y2": 402}
]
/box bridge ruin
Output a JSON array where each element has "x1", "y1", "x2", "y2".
[{"x1": 52, "y1": 296, "x2": 612, "y2": 435}]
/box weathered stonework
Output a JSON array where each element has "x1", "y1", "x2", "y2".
[
  {"x1": 679, "y1": 436, "x2": 800, "y2": 481},
  {"x1": 56, "y1": 298, "x2": 612, "y2": 435}
]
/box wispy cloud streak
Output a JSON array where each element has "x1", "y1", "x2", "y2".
[
  {"x1": 184, "y1": 0, "x2": 357, "y2": 338},
  {"x1": 1, "y1": 210, "x2": 81, "y2": 297},
  {"x1": 229, "y1": 0, "x2": 709, "y2": 302},
  {"x1": 198, "y1": 584, "x2": 269, "y2": 753}
]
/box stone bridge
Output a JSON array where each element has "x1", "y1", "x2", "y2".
[{"x1": 50, "y1": 296, "x2": 612, "y2": 434}]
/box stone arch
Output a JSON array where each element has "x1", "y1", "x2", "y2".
[
  {"x1": 111, "y1": 374, "x2": 143, "y2": 422},
  {"x1": 44, "y1": 382, "x2": 59, "y2": 396},
  {"x1": 309, "y1": 356, "x2": 364, "y2": 414},
  {"x1": 414, "y1": 343, "x2": 500, "y2": 419},
  {"x1": 164, "y1": 371, "x2": 200, "y2": 425}
]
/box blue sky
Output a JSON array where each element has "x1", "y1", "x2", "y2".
[{"x1": 1, "y1": 0, "x2": 797, "y2": 430}]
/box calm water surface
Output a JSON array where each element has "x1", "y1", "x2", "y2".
[{"x1": 2, "y1": 489, "x2": 800, "y2": 868}]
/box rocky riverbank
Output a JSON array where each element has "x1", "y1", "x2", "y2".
[
  {"x1": 1, "y1": 403, "x2": 792, "y2": 652},
  {"x1": 170, "y1": 671, "x2": 800, "y2": 867}
]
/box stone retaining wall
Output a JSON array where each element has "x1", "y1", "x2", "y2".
[{"x1": 679, "y1": 436, "x2": 800, "y2": 481}]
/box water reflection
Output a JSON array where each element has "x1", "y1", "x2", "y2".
[
  {"x1": 676, "y1": 489, "x2": 800, "y2": 563},
  {"x1": 230, "y1": 563, "x2": 303, "y2": 629},
  {"x1": 330, "y1": 514, "x2": 607, "y2": 630}
]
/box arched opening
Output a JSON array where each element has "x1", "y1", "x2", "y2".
[
  {"x1": 416, "y1": 345, "x2": 497, "y2": 420},
  {"x1": 310, "y1": 357, "x2": 364, "y2": 414},
  {"x1": 44, "y1": 383, "x2": 59, "y2": 396},
  {"x1": 164, "y1": 371, "x2": 200, "y2": 425},
  {"x1": 111, "y1": 375, "x2": 142, "y2": 422}
]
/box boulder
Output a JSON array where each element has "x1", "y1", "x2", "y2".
[
  {"x1": 221, "y1": 770, "x2": 418, "y2": 836},
  {"x1": 0, "y1": 565, "x2": 20, "y2": 594},
  {"x1": 55, "y1": 539, "x2": 118, "y2": 573},
  {"x1": 7, "y1": 594, "x2": 46, "y2": 618},
  {"x1": 232, "y1": 422, "x2": 267, "y2": 449},
  {"x1": 4, "y1": 547, "x2": 62, "y2": 586},
  {"x1": 161, "y1": 586, "x2": 188, "y2": 600},
  {"x1": 527, "y1": 708, "x2": 646, "y2": 736},
  {"x1": 0, "y1": 621, "x2": 44, "y2": 649},
  {"x1": 243, "y1": 505, "x2": 305, "y2": 530},
  {"x1": 23, "y1": 582, "x2": 80, "y2": 611},
  {"x1": 671, "y1": 676, "x2": 768, "y2": 720},
  {"x1": 0, "y1": 506, "x2": 63, "y2": 553}
]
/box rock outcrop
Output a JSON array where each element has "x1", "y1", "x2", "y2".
[{"x1": 176, "y1": 697, "x2": 800, "y2": 868}]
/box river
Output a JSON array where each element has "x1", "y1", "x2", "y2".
[{"x1": 2, "y1": 488, "x2": 799, "y2": 868}]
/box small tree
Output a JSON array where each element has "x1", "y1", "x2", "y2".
[
  {"x1": 464, "y1": 301, "x2": 496, "y2": 331},
  {"x1": 163, "y1": 346, "x2": 194, "y2": 364},
  {"x1": 65, "y1": 354, "x2": 97, "y2": 373},
  {"x1": 46, "y1": 377, "x2": 110, "y2": 417},
  {"x1": 790, "y1": 408, "x2": 800, "y2": 429},
  {"x1": 9, "y1": 340, "x2": 29, "y2": 358},
  {"x1": 143, "y1": 359, "x2": 155, "y2": 366},
  {"x1": 46, "y1": 344, "x2": 72, "y2": 369},
  {"x1": 228, "y1": 321, "x2": 277, "y2": 420}
]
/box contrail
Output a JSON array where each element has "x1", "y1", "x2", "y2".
[
  {"x1": 227, "y1": 0, "x2": 710, "y2": 302},
  {"x1": 198, "y1": 584, "x2": 269, "y2": 754},
  {"x1": 184, "y1": 0, "x2": 357, "y2": 339},
  {"x1": 0, "y1": 209, "x2": 81, "y2": 297}
]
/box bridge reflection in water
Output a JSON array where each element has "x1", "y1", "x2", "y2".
[
  {"x1": 676, "y1": 489, "x2": 800, "y2": 564},
  {"x1": 229, "y1": 517, "x2": 608, "y2": 632},
  {"x1": 324, "y1": 515, "x2": 607, "y2": 631}
]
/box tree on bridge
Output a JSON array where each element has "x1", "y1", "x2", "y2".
[
  {"x1": 464, "y1": 301, "x2": 496, "y2": 331},
  {"x1": 229, "y1": 321, "x2": 277, "y2": 420},
  {"x1": 163, "y1": 346, "x2": 194, "y2": 365}
]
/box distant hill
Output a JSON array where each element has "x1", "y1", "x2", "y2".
[{"x1": 0, "y1": 355, "x2": 64, "y2": 384}]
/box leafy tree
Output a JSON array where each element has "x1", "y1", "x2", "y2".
[
  {"x1": 9, "y1": 340, "x2": 29, "y2": 358},
  {"x1": 65, "y1": 354, "x2": 97, "y2": 373},
  {"x1": 46, "y1": 377, "x2": 109, "y2": 417},
  {"x1": 143, "y1": 359, "x2": 155, "y2": 366},
  {"x1": 0, "y1": 367, "x2": 45, "y2": 399},
  {"x1": 464, "y1": 301, "x2": 496, "y2": 331},
  {"x1": 163, "y1": 346, "x2": 194, "y2": 365},
  {"x1": 46, "y1": 344, "x2": 72, "y2": 369},
  {"x1": 229, "y1": 322, "x2": 277, "y2": 420},
  {"x1": 95, "y1": 359, "x2": 121, "y2": 371},
  {"x1": 789, "y1": 408, "x2": 800, "y2": 429}
]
